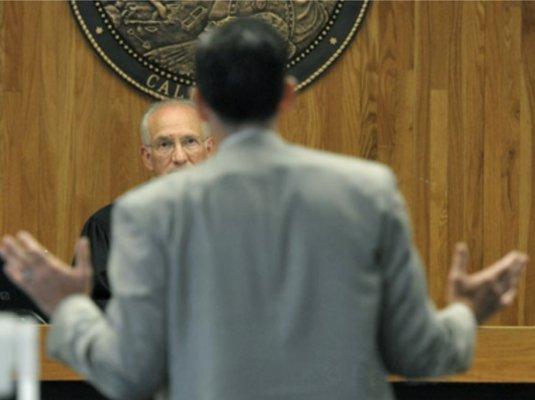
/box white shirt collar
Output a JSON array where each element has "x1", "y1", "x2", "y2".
[{"x1": 218, "y1": 127, "x2": 274, "y2": 151}]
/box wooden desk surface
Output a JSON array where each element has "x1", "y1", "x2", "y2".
[{"x1": 39, "y1": 325, "x2": 535, "y2": 382}]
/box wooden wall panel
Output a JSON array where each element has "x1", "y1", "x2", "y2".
[
  {"x1": 1, "y1": 2, "x2": 151, "y2": 261},
  {"x1": 483, "y1": 2, "x2": 522, "y2": 325},
  {"x1": 279, "y1": 0, "x2": 535, "y2": 325},
  {"x1": 522, "y1": 1, "x2": 535, "y2": 326},
  {"x1": 0, "y1": 0, "x2": 534, "y2": 340},
  {"x1": 460, "y1": 1, "x2": 486, "y2": 305}
]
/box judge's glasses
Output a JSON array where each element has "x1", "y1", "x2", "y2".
[{"x1": 147, "y1": 136, "x2": 204, "y2": 157}]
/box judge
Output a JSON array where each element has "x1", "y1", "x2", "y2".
[{"x1": 81, "y1": 100, "x2": 213, "y2": 306}]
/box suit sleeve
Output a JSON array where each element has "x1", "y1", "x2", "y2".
[
  {"x1": 377, "y1": 170, "x2": 477, "y2": 377},
  {"x1": 48, "y1": 199, "x2": 167, "y2": 399}
]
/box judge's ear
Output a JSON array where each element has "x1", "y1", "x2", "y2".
[
  {"x1": 191, "y1": 88, "x2": 210, "y2": 122},
  {"x1": 140, "y1": 146, "x2": 154, "y2": 172},
  {"x1": 204, "y1": 136, "x2": 215, "y2": 154},
  {"x1": 278, "y1": 76, "x2": 297, "y2": 115}
]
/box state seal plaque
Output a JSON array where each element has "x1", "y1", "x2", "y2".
[{"x1": 70, "y1": 0, "x2": 370, "y2": 99}]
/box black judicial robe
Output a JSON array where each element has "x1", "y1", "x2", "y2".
[{"x1": 79, "y1": 203, "x2": 113, "y2": 308}]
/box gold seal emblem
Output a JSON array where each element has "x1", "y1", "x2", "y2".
[{"x1": 70, "y1": 0, "x2": 370, "y2": 99}]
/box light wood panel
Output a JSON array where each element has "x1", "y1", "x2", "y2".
[
  {"x1": 280, "y1": 1, "x2": 534, "y2": 325},
  {"x1": 0, "y1": 2, "x2": 151, "y2": 262},
  {"x1": 1, "y1": 0, "x2": 535, "y2": 381}
]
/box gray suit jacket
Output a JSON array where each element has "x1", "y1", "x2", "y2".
[{"x1": 48, "y1": 130, "x2": 476, "y2": 400}]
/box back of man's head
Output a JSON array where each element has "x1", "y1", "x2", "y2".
[{"x1": 195, "y1": 18, "x2": 287, "y2": 127}]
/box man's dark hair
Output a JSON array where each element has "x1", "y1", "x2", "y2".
[{"x1": 195, "y1": 18, "x2": 288, "y2": 126}]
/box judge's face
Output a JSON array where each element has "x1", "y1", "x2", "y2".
[{"x1": 141, "y1": 105, "x2": 213, "y2": 176}]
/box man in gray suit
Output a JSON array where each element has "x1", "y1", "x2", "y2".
[{"x1": 0, "y1": 18, "x2": 528, "y2": 400}]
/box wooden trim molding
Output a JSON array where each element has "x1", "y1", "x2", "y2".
[{"x1": 39, "y1": 325, "x2": 535, "y2": 382}]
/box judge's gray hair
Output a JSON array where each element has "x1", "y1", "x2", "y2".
[{"x1": 139, "y1": 99, "x2": 210, "y2": 145}]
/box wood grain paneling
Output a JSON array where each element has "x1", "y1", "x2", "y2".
[
  {"x1": 1, "y1": 2, "x2": 151, "y2": 262},
  {"x1": 521, "y1": 1, "x2": 535, "y2": 327},
  {"x1": 1, "y1": 0, "x2": 535, "y2": 381},
  {"x1": 460, "y1": 1, "x2": 486, "y2": 304},
  {"x1": 279, "y1": 1, "x2": 535, "y2": 326},
  {"x1": 483, "y1": 2, "x2": 522, "y2": 325}
]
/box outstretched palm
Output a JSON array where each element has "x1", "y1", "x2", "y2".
[
  {"x1": 0, "y1": 232, "x2": 93, "y2": 316},
  {"x1": 447, "y1": 243, "x2": 527, "y2": 324}
]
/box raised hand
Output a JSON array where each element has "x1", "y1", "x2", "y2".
[
  {"x1": 0, "y1": 231, "x2": 93, "y2": 316},
  {"x1": 447, "y1": 243, "x2": 528, "y2": 324}
]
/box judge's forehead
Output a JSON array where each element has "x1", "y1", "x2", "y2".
[{"x1": 148, "y1": 105, "x2": 203, "y2": 137}]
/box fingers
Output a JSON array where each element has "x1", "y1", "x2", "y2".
[
  {"x1": 1, "y1": 235, "x2": 36, "y2": 288},
  {"x1": 3, "y1": 263, "x2": 26, "y2": 288},
  {"x1": 449, "y1": 242, "x2": 470, "y2": 279},
  {"x1": 492, "y1": 251, "x2": 528, "y2": 283},
  {"x1": 500, "y1": 286, "x2": 519, "y2": 307},
  {"x1": 500, "y1": 251, "x2": 528, "y2": 271},
  {"x1": 2, "y1": 231, "x2": 50, "y2": 266},
  {"x1": 1, "y1": 231, "x2": 93, "y2": 315},
  {"x1": 501, "y1": 252, "x2": 527, "y2": 298},
  {"x1": 485, "y1": 251, "x2": 528, "y2": 308},
  {"x1": 2, "y1": 235, "x2": 29, "y2": 265},
  {"x1": 1, "y1": 236, "x2": 33, "y2": 291},
  {"x1": 17, "y1": 231, "x2": 49, "y2": 264},
  {"x1": 1, "y1": 232, "x2": 62, "y2": 284}
]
